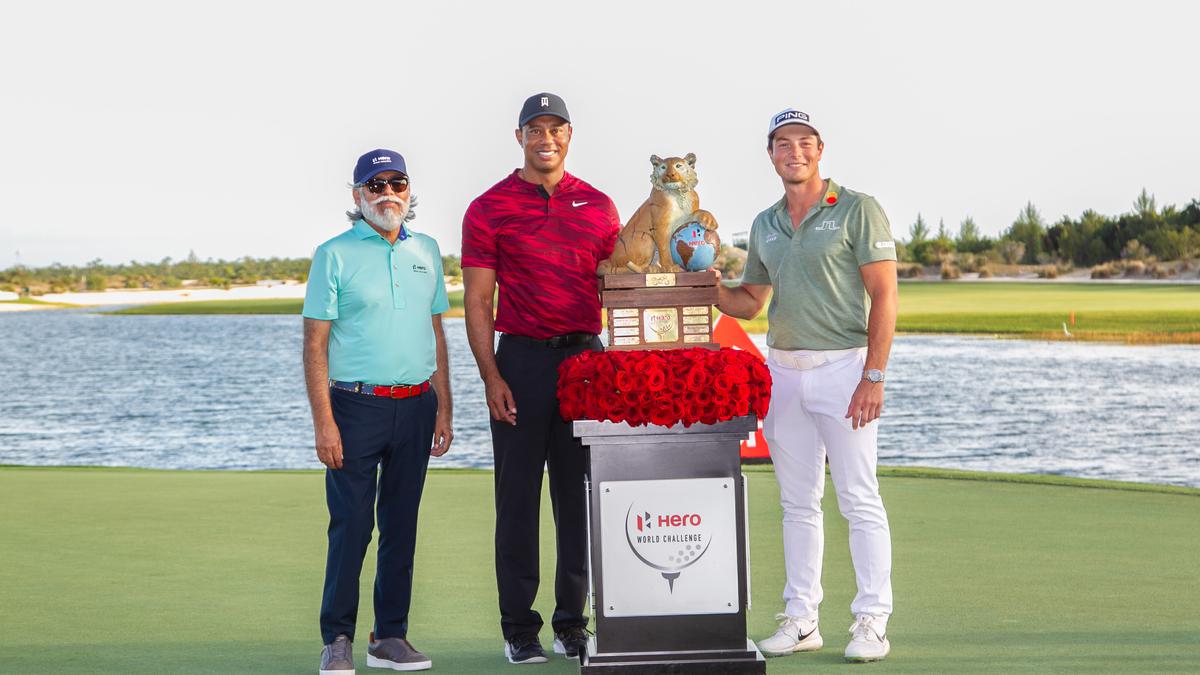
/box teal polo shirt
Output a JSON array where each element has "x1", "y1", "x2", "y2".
[
  {"x1": 742, "y1": 179, "x2": 897, "y2": 350},
  {"x1": 303, "y1": 219, "x2": 450, "y2": 385}
]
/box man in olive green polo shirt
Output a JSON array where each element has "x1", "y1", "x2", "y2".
[
  {"x1": 303, "y1": 148, "x2": 452, "y2": 674},
  {"x1": 717, "y1": 110, "x2": 898, "y2": 663}
]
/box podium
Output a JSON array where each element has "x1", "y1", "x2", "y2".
[{"x1": 574, "y1": 415, "x2": 766, "y2": 674}]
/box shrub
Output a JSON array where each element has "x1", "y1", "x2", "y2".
[
  {"x1": 714, "y1": 245, "x2": 747, "y2": 278},
  {"x1": 897, "y1": 263, "x2": 924, "y2": 279},
  {"x1": 1124, "y1": 260, "x2": 1146, "y2": 277},
  {"x1": 1122, "y1": 239, "x2": 1150, "y2": 261},
  {"x1": 977, "y1": 266, "x2": 993, "y2": 278},
  {"x1": 1091, "y1": 263, "x2": 1114, "y2": 279},
  {"x1": 996, "y1": 240, "x2": 1026, "y2": 265},
  {"x1": 957, "y1": 253, "x2": 983, "y2": 273},
  {"x1": 1036, "y1": 266, "x2": 1058, "y2": 279},
  {"x1": 940, "y1": 262, "x2": 961, "y2": 280}
]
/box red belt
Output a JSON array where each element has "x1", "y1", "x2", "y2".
[{"x1": 329, "y1": 379, "x2": 431, "y2": 399}]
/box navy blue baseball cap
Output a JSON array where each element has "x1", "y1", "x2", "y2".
[
  {"x1": 353, "y1": 149, "x2": 408, "y2": 185},
  {"x1": 518, "y1": 92, "x2": 571, "y2": 127}
]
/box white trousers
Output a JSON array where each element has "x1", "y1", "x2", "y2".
[{"x1": 764, "y1": 347, "x2": 893, "y2": 624}]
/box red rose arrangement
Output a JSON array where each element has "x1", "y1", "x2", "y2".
[{"x1": 557, "y1": 348, "x2": 771, "y2": 428}]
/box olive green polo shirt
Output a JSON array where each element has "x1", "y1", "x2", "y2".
[{"x1": 741, "y1": 179, "x2": 896, "y2": 350}]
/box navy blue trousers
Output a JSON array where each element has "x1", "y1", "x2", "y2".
[
  {"x1": 492, "y1": 335, "x2": 601, "y2": 640},
  {"x1": 319, "y1": 386, "x2": 436, "y2": 645}
]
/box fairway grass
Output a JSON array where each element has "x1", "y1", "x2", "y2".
[
  {"x1": 0, "y1": 297, "x2": 75, "y2": 308},
  {"x1": 733, "y1": 281, "x2": 1200, "y2": 343},
  {"x1": 1, "y1": 466, "x2": 1197, "y2": 673},
  {"x1": 110, "y1": 291, "x2": 466, "y2": 317},
  {"x1": 103, "y1": 282, "x2": 1200, "y2": 342}
]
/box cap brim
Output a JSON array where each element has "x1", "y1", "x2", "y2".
[
  {"x1": 769, "y1": 121, "x2": 820, "y2": 139},
  {"x1": 357, "y1": 167, "x2": 409, "y2": 185},
  {"x1": 519, "y1": 112, "x2": 571, "y2": 127}
]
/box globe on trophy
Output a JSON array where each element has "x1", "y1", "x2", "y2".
[{"x1": 670, "y1": 221, "x2": 721, "y2": 272}]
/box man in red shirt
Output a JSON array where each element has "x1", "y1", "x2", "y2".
[{"x1": 462, "y1": 92, "x2": 620, "y2": 665}]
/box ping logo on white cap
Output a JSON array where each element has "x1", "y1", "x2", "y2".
[
  {"x1": 371, "y1": 156, "x2": 392, "y2": 165},
  {"x1": 774, "y1": 110, "x2": 809, "y2": 125}
]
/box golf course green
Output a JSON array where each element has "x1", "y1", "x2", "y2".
[
  {"x1": 2, "y1": 465, "x2": 1196, "y2": 673},
  {"x1": 107, "y1": 282, "x2": 1200, "y2": 342}
]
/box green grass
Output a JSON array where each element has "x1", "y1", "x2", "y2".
[
  {"x1": 1, "y1": 466, "x2": 1197, "y2": 673},
  {"x1": 112, "y1": 298, "x2": 306, "y2": 314},
  {"x1": 110, "y1": 291, "x2": 466, "y2": 316},
  {"x1": 0, "y1": 297, "x2": 75, "y2": 308},
  {"x1": 732, "y1": 281, "x2": 1200, "y2": 342},
  {"x1": 103, "y1": 282, "x2": 1200, "y2": 342}
]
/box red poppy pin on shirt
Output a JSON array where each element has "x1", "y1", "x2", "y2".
[{"x1": 825, "y1": 191, "x2": 838, "y2": 205}]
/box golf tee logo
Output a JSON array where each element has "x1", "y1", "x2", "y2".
[{"x1": 625, "y1": 503, "x2": 713, "y2": 592}]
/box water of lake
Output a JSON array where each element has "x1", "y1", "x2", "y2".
[{"x1": 1, "y1": 311, "x2": 1197, "y2": 487}]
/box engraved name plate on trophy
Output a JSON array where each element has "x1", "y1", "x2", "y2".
[{"x1": 601, "y1": 272, "x2": 718, "y2": 351}]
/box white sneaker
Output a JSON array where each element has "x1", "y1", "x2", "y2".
[
  {"x1": 844, "y1": 614, "x2": 890, "y2": 662},
  {"x1": 756, "y1": 613, "x2": 823, "y2": 656}
]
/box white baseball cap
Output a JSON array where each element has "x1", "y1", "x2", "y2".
[{"x1": 767, "y1": 108, "x2": 820, "y2": 140}]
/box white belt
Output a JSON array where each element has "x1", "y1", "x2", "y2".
[{"x1": 768, "y1": 347, "x2": 862, "y2": 370}]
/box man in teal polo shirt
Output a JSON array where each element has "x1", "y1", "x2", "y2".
[
  {"x1": 303, "y1": 148, "x2": 452, "y2": 674},
  {"x1": 718, "y1": 110, "x2": 898, "y2": 663}
]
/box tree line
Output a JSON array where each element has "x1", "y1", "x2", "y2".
[
  {"x1": 900, "y1": 190, "x2": 1200, "y2": 278},
  {"x1": 0, "y1": 251, "x2": 466, "y2": 295},
  {"x1": 5, "y1": 190, "x2": 1195, "y2": 294}
]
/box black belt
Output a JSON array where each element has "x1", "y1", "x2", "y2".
[{"x1": 502, "y1": 332, "x2": 596, "y2": 349}]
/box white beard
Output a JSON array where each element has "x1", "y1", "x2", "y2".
[{"x1": 359, "y1": 193, "x2": 409, "y2": 232}]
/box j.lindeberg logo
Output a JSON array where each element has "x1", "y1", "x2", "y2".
[
  {"x1": 625, "y1": 503, "x2": 713, "y2": 592},
  {"x1": 815, "y1": 220, "x2": 839, "y2": 231}
]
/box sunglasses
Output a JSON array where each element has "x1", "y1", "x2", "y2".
[{"x1": 363, "y1": 176, "x2": 410, "y2": 194}]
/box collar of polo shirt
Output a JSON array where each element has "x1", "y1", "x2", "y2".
[{"x1": 353, "y1": 218, "x2": 406, "y2": 242}]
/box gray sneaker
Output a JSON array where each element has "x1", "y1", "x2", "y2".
[
  {"x1": 320, "y1": 634, "x2": 355, "y2": 675},
  {"x1": 367, "y1": 633, "x2": 432, "y2": 671}
]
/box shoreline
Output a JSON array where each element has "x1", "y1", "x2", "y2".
[{"x1": 4, "y1": 274, "x2": 1197, "y2": 310}]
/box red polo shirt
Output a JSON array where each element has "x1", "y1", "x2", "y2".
[{"x1": 462, "y1": 170, "x2": 621, "y2": 339}]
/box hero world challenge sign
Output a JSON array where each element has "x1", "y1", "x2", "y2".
[{"x1": 600, "y1": 477, "x2": 738, "y2": 618}]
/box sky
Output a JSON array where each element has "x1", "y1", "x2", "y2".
[{"x1": 1, "y1": 1, "x2": 1197, "y2": 268}]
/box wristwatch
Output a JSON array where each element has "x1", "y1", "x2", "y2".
[{"x1": 862, "y1": 369, "x2": 885, "y2": 384}]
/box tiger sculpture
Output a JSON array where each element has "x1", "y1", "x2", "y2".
[{"x1": 597, "y1": 153, "x2": 719, "y2": 275}]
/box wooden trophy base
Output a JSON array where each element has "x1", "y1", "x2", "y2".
[{"x1": 602, "y1": 272, "x2": 718, "y2": 351}]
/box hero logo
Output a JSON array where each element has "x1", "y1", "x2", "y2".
[
  {"x1": 371, "y1": 156, "x2": 392, "y2": 165},
  {"x1": 635, "y1": 512, "x2": 702, "y2": 531},
  {"x1": 625, "y1": 504, "x2": 712, "y2": 593}
]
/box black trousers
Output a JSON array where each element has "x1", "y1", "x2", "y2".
[
  {"x1": 319, "y1": 386, "x2": 436, "y2": 645},
  {"x1": 492, "y1": 334, "x2": 601, "y2": 640}
]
